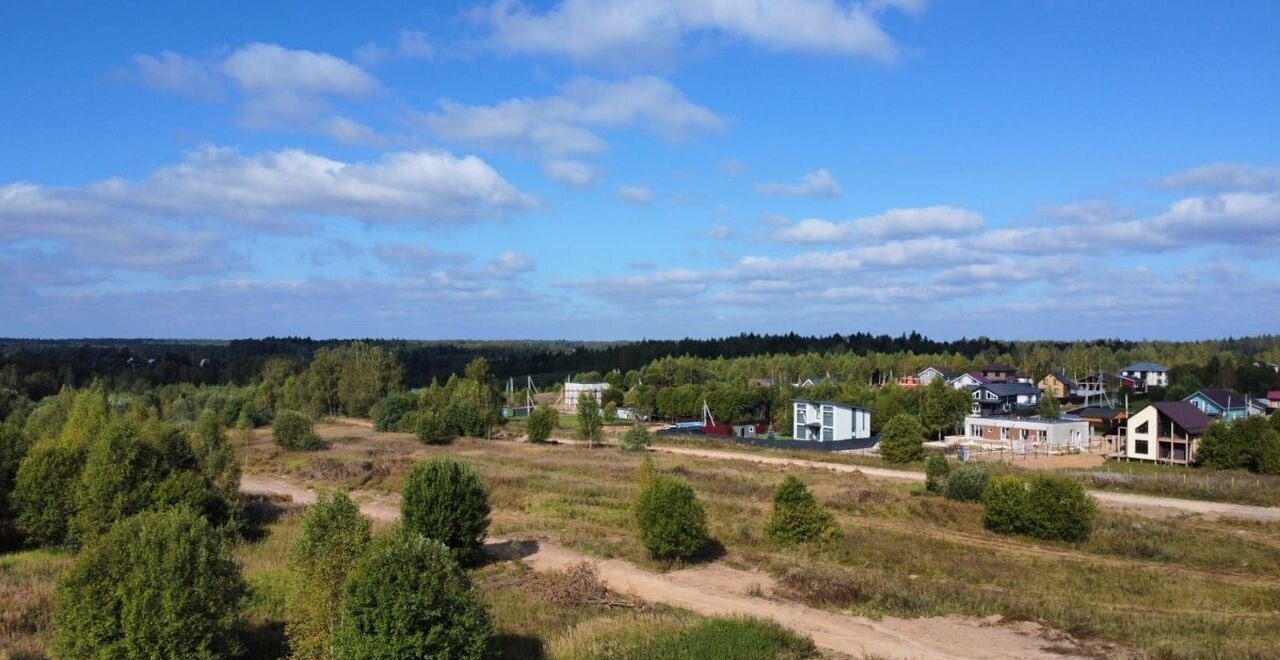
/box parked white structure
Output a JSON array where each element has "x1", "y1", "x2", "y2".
[
  {"x1": 959, "y1": 415, "x2": 1089, "y2": 452},
  {"x1": 792, "y1": 400, "x2": 871, "y2": 442},
  {"x1": 561, "y1": 382, "x2": 609, "y2": 412}
]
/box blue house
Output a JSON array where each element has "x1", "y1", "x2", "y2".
[{"x1": 1183, "y1": 389, "x2": 1259, "y2": 420}]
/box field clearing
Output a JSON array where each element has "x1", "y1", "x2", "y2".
[{"x1": 231, "y1": 420, "x2": 1280, "y2": 658}]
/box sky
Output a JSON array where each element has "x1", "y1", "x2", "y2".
[{"x1": 2, "y1": 1, "x2": 1279, "y2": 341}]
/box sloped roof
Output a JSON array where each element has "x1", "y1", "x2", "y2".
[
  {"x1": 1046, "y1": 371, "x2": 1077, "y2": 390},
  {"x1": 1122, "y1": 362, "x2": 1169, "y2": 372},
  {"x1": 1268, "y1": 391, "x2": 1280, "y2": 401},
  {"x1": 918, "y1": 366, "x2": 956, "y2": 377},
  {"x1": 1066, "y1": 406, "x2": 1124, "y2": 420},
  {"x1": 1151, "y1": 401, "x2": 1212, "y2": 435},
  {"x1": 1188, "y1": 388, "x2": 1250, "y2": 410},
  {"x1": 982, "y1": 362, "x2": 1017, "y2": 373},
  {"x1": 954, "y1": 371, "x2": 991, "y2": 385},
  {"x1": 978, "y1": 382, "x2": 1041, "y2": 397}
]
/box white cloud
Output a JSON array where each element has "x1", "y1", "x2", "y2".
[
  {"x1": 373, "y1": 244, "x2": 472, "y2": 272},
  {"x1": 130, "y1": 51, "x2": 223, "y2": 100},
  {"x1": 756, "y1": 168, "x2": 842, "y2": 198},
  {"x1": 1038, "y1": 200, "x2": 1131, "y2": 225},
  {"x1": 772, "y1": 205, "x2": 983, "y2": 243},
  {"x1": 487, "y1": 250, "x2": 536, "y2": 276},
  {"x1": 1159, "y1": 162, "x2": 1280, "y2": 193},
  {"x1": 475, "y1": 0, "x2": 914, "y2": 69},
  {"x1": 618, "y1": 185, "x2": 656, "y2": 205},
  {"x1": 221, "y1": 43, "x2": 379, "y2": 97},
  {"x1": 542, "y1": 159, "x2": 599, "y2": 187},
  {"x1": 356, "y1": 29, "x2": 434, "y2": 65},
  {"x1": 708, "y1": 224, "x2": 732, "y2": 239},
  {"x1": 717, "y1": 158, "x2": 748, "y2": 176}
]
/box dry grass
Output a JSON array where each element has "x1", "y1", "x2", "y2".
[{"x1": 0, "y1": 550, "x2": 71, "y2": 660}]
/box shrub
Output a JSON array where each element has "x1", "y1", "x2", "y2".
[
  {"x1": 634, "y1": 474, "x2": 708, "y2": 561},
  {"x1": 373, "y1": 392, "x2": 415, "y2": 432},
  {"x1": 332, "y1": 531, "x2": 492, "y2": 660},
  {"x1": 603, "y1": 401, "x2": 618, "y2": 421},
  {"x1": 286, "y1": 492, "x2": 372, "y2": 660},
  {"x1": 944, "y1": 466, "x2": 990, "y2": 502},
  {"x1": 13, "y1": 439, "x2": 85, "y2": 546},
  {"x1": 982, "y1": 476, "x2": 1030, "y2": 536},
  {"x1": 52, "y1": 508, "x2": 247, "y2": 659},
  {"x1": 620, "y1": 423, "x2": 652, "y2": 452},
  {"x1": 764, "y1": 475, "x2": 836, "y2": 546},
  {"x1": 877, "y1": 414, "x2": 926, "y2": 463},
  {"x1": 415, "y1": 408, "x2": 451, "y2": 445},
  {"x1": 1198, "y1": 417, "x2": 1280, "y2": 474},
  {"x1": 0, "y1": 421, "x2": 32, "y2": 527},
  {"x1": 401, "y1": 457, "x2": 490, "y2": 566},
  {"x1": 273, "y1": 410, "x2": 321, "y2": 451},
  {"x1": 526, "y1": 404, "x2": 556, "y2": 444},
  {"x1": 924, "y1": 454, "x2": 950, "y2": 493},
  {"x1": 1024, "y1": 475, "x2": 1097, "y2": 542}
]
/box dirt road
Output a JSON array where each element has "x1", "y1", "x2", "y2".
[
  {"x1": 240, "y1": 475, "x2": 1098, "y2": 659},
  {"x1": 647, "y1": 444, "x2": 1280, "y2": 523}
]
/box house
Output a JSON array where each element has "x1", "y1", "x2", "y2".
[
  {"x1": 1124, "y1": 401, "x2": 1211, "y2": 464},
  {"x1": 917, "y1": 367, "x2": 955, "y2": 386},
  {"x1": 970, "y1": 383, "x2": 1042, "y2": 415},
  {"x1": 795, "y1": 375, "x2": 839, "y2": 388},
  {"x1": 1038, "y1": 372, "x2": 1077, "y2": 399},
  {"x1": 948, "y1": 371, "x2": 990, "y2": 390},
  {"x1": 1268, "y1": 391, "x2": 1280, "y2": 410},
  {"x1": 1063, "y1": 406, "x2": 1128, "y2": 436},
  {"x1": 561, "y1": 382, "x2": 609, "y2": 412},
  {"x1": 1119, "y1": 362, "x2": 1169, "y2": 391},
  {"x1": 959, "y1": 415, "x2": 1089, "y2": 451},
  {"x1": 1184, "y1": 388, "x2": 1260, "y2": 420},
  {"x1": 980, "y1": 363, "x2": 1018, "y2": 383},
  {"x1": 792, "y1": 400, "x2": 871, "y2": 441}
]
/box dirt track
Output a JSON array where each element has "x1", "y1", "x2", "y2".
[{"x1": 239, "y1": 475, "x2": 1098, "y2": 659}]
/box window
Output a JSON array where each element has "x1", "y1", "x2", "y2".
[
  {"x1": 796, "y1": 407, "x2": 806, "y2": 424},
  {"x1": 1020, "y1": 429, "x2": 1028, "y2": 440},
  {"x1": 795, "y1": 425, "x2": 807, "y2": 440},
  {"x1": 1135, "y1": 421, "x2": 1149, "y2": 434},
  {"x1": 1135, "y1": 440, "x2": 1149, "y2": 455},
  {"x1": 821, "y1": 406, "x2": 833, "y2": 427},
  {"x1": 822, "y1": 427, "x2": 833, "y2": 442}
]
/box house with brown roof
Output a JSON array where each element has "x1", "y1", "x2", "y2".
[
  {"x1": 980, "y1": 363, "x2": 1018, "y2": 383},
  {"x1": 1124, "y1": 401, "x2": 1212, "y2": 465},
  {"x1": 1037, "y1": 371, "x2": 1077, "y2": 399}
]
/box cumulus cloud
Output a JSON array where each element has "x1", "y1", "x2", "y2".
[
  {"x1": 542, "y1": 159, "x2": 599, "y2": 187},
  {"x1": 1158, "y1": 162, "x2": 1280, "y2": 193},
  {"x1": 772, "y1": 205, "x2": 983, "y2": 242},
  {"x1": 756, "y1": 168, "x2": 842, "y2": 198},
  {"x1": 487, "y1": 250, "x2": 536, "y2": 276},
  {"x1": 474, "y1": 0, "x2": 915, "y2": 69},
  {"x1": 130, "y1": 51, "x2": 223, "y2": 100},
  {"x1": 617, "y1": 185, "x2": 656, "y2": 205}
]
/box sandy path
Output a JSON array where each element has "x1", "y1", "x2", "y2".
[
  {"x1": 240, "y1": 474, "x2": 1095, "y2": 659},
  {"x1": 645, "y1": 444, "x2": 1280, "y2": 522}
]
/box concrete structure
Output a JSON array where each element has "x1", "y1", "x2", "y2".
[
  {"x1": 561, "y1": 382, "x2": 609, "y2": 412},
  {"x1": 1124, "y1": 401, "x2": 1211, "y2": 464},
  {"x1": 792, "y1": 400, "x2": 871, "y2": 442},
  {"x1": 1119, "y1": 362, "x2": 1169, "y2": 391},
  {"x1": 1184, "y1": 388, "x2": 1262, "y2": 420},
  {"x1": 960, "y1": 415, "x2": 1089, "y2": 451}
]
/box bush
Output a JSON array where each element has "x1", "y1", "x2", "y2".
[
  {"x1": 764, "y1": 475, "x2": 836, "y2": 546},
  {"x1": 373, "y1": 392, "x2": 415, "y2": 432},
  {"x1": 273, "y1": 410, "x2": 322, "y2": 451},
  {"x1": 944, "y1": 466, "x2": 990, "y2": 502},
  {"x1": 634, "y1": 474, "x2": 708, "y2": 561},
  {"x1": 924, "y1": 454, "x2": 950, "y2": 493},
  {"x1": 415, "y1": 408, "x2": 451, "y2": 445},
  {"x1": 0, "y1": 421, "x2": 33, "y2": 528},
  {"x1": 13, "y1": 439, "x2": 84, "y2": 546},
  {"x1": 982, "y1": 476, "x2": 1030, "y2": 536},
  {"x1": 287, "y1": 492, "x2": 372, "y2": 660},
  {"x1": 401, "y1": 457, "x2": 490, "y2": 565},
  {"x1": 620, "y1": 423, "x2": 652, "y2": 452},
  {"x1": 1024, "y1": 475, "x2": 1097, "y2": 542},
  {"x1": 526, "y1": 404, "x2": 556, "y2": 444},
  {"x1": 1198, "y1": 417, "x2": 1280, "y2": 474},
  {"x1": 332, "y1": 531, "x2": 492, "y2": 660},
  {"x1": 877, "y1": 414, "x2": 925, "y2": 463},
  {"x1": 53, "y1": 508, "x2": 247, "y2": 659}
]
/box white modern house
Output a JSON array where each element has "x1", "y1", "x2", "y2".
[
  {"x1": 959, "y1": 415, "x2": 1089, "y2": 452},
  {"x1": 1119, "y1": 362, "x2": 1169, "y2": 390},
  {"x1": 561, "y1": 381, "x2": 609, "y2": 412},
  {"x1": 792, "y1": 400, "x2": 871, "y2": 442},
  {"x1": 947, "y1": 372, "x2": 989, "y2": 390}
]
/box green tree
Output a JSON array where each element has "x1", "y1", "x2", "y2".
[
  {"x1": 878, "y1": 414, "x2": 926, "y2": 463},
  {"x1": 332, "y1": 531, "x2": 492, "y2": 660},
  {"x1": 1023, "y1": 475, "x2": 1096, "y2": 542},
  {"x1": 920, "y1": 378, "x2": 968, "y2": 439},
  {"x1": 415, "y1": 408, "x2": 451, "y2": 445},
  {"x1": 401, "y1": 457, "x2": 490, "y2": 566},
  {"x1": 1198, "y1": 417, "x2": 1280, "y2": 474},
  {"x1": 764, "y1": 475, "x2": 836, "y2": 546},
  {"x1": 525, "y1": 404, "x2": 556, "y2": 444},
  {"x1": 193, "y1": 409, "x2": 241, "y2": 505},
  {"x1": 287, "y1": 492, "x2": 372, "y2": 660},
  {"x1": 13, "y1": 438, "x2": 85, "y2": 546},
  {"x1": 0, "y1": 420, "x2": 32, "y2": 536},
  {"x1": 274, "y1": 410, "x2": 322, "y2": 451},
  {"x1": 53, "y1": 508, "x2": 247, "y2": 659},
  {"x1": 372, "y1": 391, "x2": 415, "y2": 432},
  {"x1": 634, "y1": 474, "x2": 708, "y2": 561},
  {"x1": 620, "y1": 423, "x2": 652, "y2": 452},
  {"x1": 577, "y1": 392, "x2": 604, "y2": 448},
  {"x1": 924, "y1": 454, "x2": 950, "y2": 493},
  {"x1": 944, "y1": 466, "x2": 990, "y2": 502},
  {"x1": 603, "y1": 401, "x2": 618, "y2": 422},
  {"x1": 982, "y1": 476, "x2": 1029, "y2": 536},
  {"x1": 1037, "y1": 392, "x2": 1062, "y2": 420},
  {"x1": 336, "y1": 342, "x2": 404, "y2": 419}
]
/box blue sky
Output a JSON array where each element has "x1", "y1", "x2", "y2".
[{"x1": 2, "y1": 1, "x2": 1278, "y2": 340}]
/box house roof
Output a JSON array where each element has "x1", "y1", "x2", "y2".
[
  {"x1": 953, "y1": 371, "x2": 991, "y2": 385},
  {"x1": 1188, "y1": 388, "x2": 1250, "y2": 410},
  {"x1": 918, "y1": 366, "x2": 956, "y2": 378},
  {"x1": 1122, "y1": 362, "x2": 1169, "y2": 372},
  {"x1": 1268, "y1": 391, "x2": 1280, "y2": 401},
  {"x1": 1065, "y1": 406, "x2": 1124, "y2": 420},
  {"x1": 981, "y1": 362, "x2": 1017, "y2": 373},
  {"x1": 1151, "y1": 401, "x2": 1212, "y2": 435},
  {"x1": 1046, "y1": 371, "x2": 1077, "y2": 390},
  {"x1": 977, "y1": 382, "x2": 1041, "y2": 397},
  {"x1": 792, "y1": 399, "x2": 870, "y2": 411}
]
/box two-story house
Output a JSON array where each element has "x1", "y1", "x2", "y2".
[
  {"x1": 980, "y1": 363, "x2": 1018, "y2": 383},
  {"x1": 1125, "y1": 401, "x2": 1211, "y2": 464},
  {"x1": 792, "y1": 400, "x2": 871, "y2": 442},
  {"x1": 1183, "y1": 389, "x2": 1262, "y2": 420},
  {"x1": 1119, "y1": 362, "x2": 1169, "y2": 391},
  {"x1": 1037, "y1": 371, "x2": 1077, "y2": 399},
  {"x1": 970, "y1": 383, "x2": 1041, "y2": 415}
]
